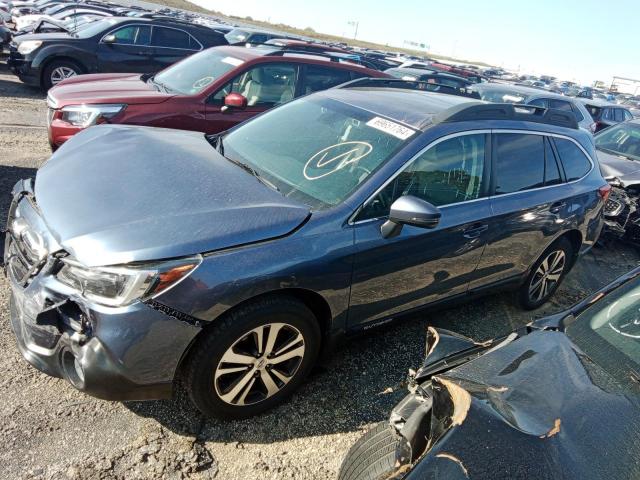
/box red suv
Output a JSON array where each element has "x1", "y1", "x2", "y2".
[{"x1": 46, "y1": 45, "x2": 388, "y2": 149}]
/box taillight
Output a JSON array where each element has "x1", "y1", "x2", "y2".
[{"x1": 599, "y1": 184, "x2": 612, "y2": 202}]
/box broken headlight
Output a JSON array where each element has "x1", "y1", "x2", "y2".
[
  {"x1": 60, "y1": 104, "x2": 126, "y2": 127},
  {"x1": 56, "y1": 255, "x2": 202, "y2": 307},
  {"x1": 17, "y1": 40, "x2": 42, "y2": 55}
]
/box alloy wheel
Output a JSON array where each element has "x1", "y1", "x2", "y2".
[
  {"x1": 528, "y1": 250, "x2": 566, "y2": 302},
  {"x1": 214, "y1": 322, "x2": 306, "y2": 406},
  {"x1": 51, "y1": 66, "x2": 77, "y2": 85}
]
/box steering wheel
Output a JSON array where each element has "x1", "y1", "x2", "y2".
[{"x1": 192, "y1": 76, "x2": 214, "y2": 90}]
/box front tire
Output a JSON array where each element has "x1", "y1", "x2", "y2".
[
  {"x1": 183, "y1": 295, "x2": 321, "y2": 419},
  {"x1": 519, "y1": 237, "x2": 573, "y2": 310},
  {"x1": 42, "y1": 59, "x2": 81, "y2": 90},
  {"x1": 338, "y1": 422, "x2": 399, "y2": 480}
]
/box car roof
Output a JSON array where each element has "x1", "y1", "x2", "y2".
[
  {"x1": 473, "y1": 82, "x2": 580, "y2": 101},
  {"x1": 581, "y1": 99, "x2": 624, "y2": 108},
  {"x1": 318, "y1": 87, "x2": 479, "y2": 130},
  {"x1": 390, "y1": 68, "x2": 467, "y2": 81},
  {"x1": 212, "y1": 45, "x2": 381, "y2": 72}
]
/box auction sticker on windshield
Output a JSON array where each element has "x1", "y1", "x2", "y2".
[
  {"x1": 366, "y1": 117, "x2": 416, "y2": 140},
  {"x1": 222, "y1": 57, "x2": 244, "y2": 66}
]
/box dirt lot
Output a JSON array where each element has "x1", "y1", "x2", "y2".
[{"x1": 0, "y1": 55, "x2": 639, "y2": 480}]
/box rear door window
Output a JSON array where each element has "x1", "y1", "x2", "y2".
[
  {"x1": 494, "y1": 133, "x2": 545, "y2": 194},
  {"x1": 152, "y1": 27, "x2": 194, "y2": 50},
  {"x1": 614, "y1": 109, "x2": 624, "y2": 122},
  {"x1": 554, "y1": 138, "x2": 592, "y2": 181},
  {"x1": 544, "y1": 137, "x2": 562, "y2": 186},
  {"x1": 302, "y1": 65, "x2": 353, "y2": 95}
]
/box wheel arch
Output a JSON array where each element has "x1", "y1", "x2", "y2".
[
  {"x1": 557, "y1": 229, "x2": 582, "y2": 266},
  {"x1": 175, "y1": 287, "x2": 334, "y2": 378},
  {"x1": 40, "y1": 55, "x2": 88, "y2": 86}
]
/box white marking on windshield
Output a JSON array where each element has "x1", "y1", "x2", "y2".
[{"x1": 303, "y1": 141, "x2": 373, "y2": 180}]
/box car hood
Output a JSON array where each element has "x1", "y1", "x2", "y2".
[
  {"x1": 48, "y1": 73, "x2": 174, "y2": 106},
  {"x1": 597, "y1": 149, "x2": 640, "y2": 186},
  {"x1": 34, "y1": 125, "x2": 310, "y2": 267},
  {"x1": 409, "y1": 330, "x2": 640, "y2": 479}
]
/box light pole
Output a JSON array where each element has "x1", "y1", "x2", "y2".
[{"x1": 347, "y1": 20, "x2": 359, "y2": 39}]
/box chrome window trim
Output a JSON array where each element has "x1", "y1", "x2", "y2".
[{"x1": 348, "y1": 128, "x2": 595, "y2": 226}]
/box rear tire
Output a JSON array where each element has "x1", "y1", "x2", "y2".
[
  {"x1": 518, "y1": 237, "x2": 573, "y2": 310},
  {"x1": 183, "y1": 295, "x2": 321, "y2": 419},
  {"x1": 338, "y1": 422, "x2": 399, "y2": 480},
  {"x1": 42, "y1": 59, "x2": 82, "y2": 91}
]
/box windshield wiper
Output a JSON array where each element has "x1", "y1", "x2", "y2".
[{"x1": 205, "y1": 135, "x2": 279, "y2": 192}]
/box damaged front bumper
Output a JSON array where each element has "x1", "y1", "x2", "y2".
[
  {"x1": 4, "y1": 180, "x2": 202, "y2": 401},
  {"x1": 603, "y1": 186, "x2": 640, "y2": 243}
]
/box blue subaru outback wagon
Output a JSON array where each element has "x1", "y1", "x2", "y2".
[{"x1": 5, "y1": 78, "x2": 609, "y2": 418}]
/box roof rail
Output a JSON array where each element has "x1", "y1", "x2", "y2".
[
  {"x1": 261, "y1": 47, "x2": 363, "y2": 64},
  {"x1": 437, "y1": 103, "x2": 579, "y2": 129},
  {"x1": 336, "y1": 77, "x2": 481, "y2": 99}
]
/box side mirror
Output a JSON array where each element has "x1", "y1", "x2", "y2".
[
  {"x1": 221, "y1": 93, "x2": 248, "y2": 113},
  {"x1": 102, "y1": 34, "x2": 116, "y2": 44},
  {"x1": 380, "y1": 195, "x2": 441, "y2": 239}
]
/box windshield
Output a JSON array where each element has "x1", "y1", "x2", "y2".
[
  {"x1": 567, "y1": 275, "x2": 640, "y2": 385},
  {"x1": 595, "y1": 123, "x2": 640, "y2": 161},
  {"x1": 221, "y1": 96, "x2": 413, "y2": 209},
  {"x1": 75, "y1": 17, "x2": 118, "y2": 38},
  {"x1": 153, "y1": 49, "x2": 242, "y2": 95},
  {"x1": 225, "y1": 29, "x2": 250, "y2": 44}
]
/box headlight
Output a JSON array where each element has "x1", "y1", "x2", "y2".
[
  {"x1": 17, "y1": 40, "x2": 42, "y2": 54},
  {"x1": 60, "y1": 104, "x2": 126, "y2": 127},
  {"x1": 56, "y1": 255, "x2": 202, "y2": 307}
]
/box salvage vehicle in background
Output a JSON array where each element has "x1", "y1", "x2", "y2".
[
  {"x1": 579, "y1": 99, "x2": 634, "y2": 133},
  {"x1": 5, "y1": 82, "x2": 607, "y2": 419},
  {"x1": 44, "y1": 44, "x2": 386, "y2": 149},
  {"x1": 339, "y1": 266, "x2": 640, "y2": 480},
  {"x1": 595, "y1": 119, "x2": 640, "y2": 243},
  {"x1": 472, "y1": 82, "x2": 596, "y2": 134},
  {"x1": 7, "y1": 16, "x2": 229, "y2": 89}
]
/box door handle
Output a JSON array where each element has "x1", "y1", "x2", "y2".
[
  {"x1": 549, "y1": 202, "x2": 566, "y2": 214},
  {"x1": 462, "y1": 224, "x2": 488, "y2": 239}
]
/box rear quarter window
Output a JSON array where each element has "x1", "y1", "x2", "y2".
[{"x1": 554, "y1": 138, "x2": 592, "y2": 181}]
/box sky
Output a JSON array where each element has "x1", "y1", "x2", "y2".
[{"x1": 192, "y1": 0, "x2": 640, "y2": 86}]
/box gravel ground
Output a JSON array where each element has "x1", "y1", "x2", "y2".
[{"x1": 1, "y1": 54, "x2": 639, "y2": 480}]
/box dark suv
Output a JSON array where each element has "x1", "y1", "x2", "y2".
[
  {"x1": 6, "y1": 81, "x2": 608, "y2": 419},
  {"x1": 44, "y1": 44, "x2": 386, "y2": 148},
  {"x1": 7, "y1": 16, "x2": 228, "y2": 89}
]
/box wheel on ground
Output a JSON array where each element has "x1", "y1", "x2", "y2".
[
  {"x1": 338, "y1": 421, "x2": 400, "y2": 480},
  {"x1": 183, "y1": 295, "x2": 321, "y2": 419},
  {"x1": 519, "y1": 237, "x2": 573, "y2": 310},
  {"x1": 42, "y1": 60, "x2": 81, "y2": 90}
]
